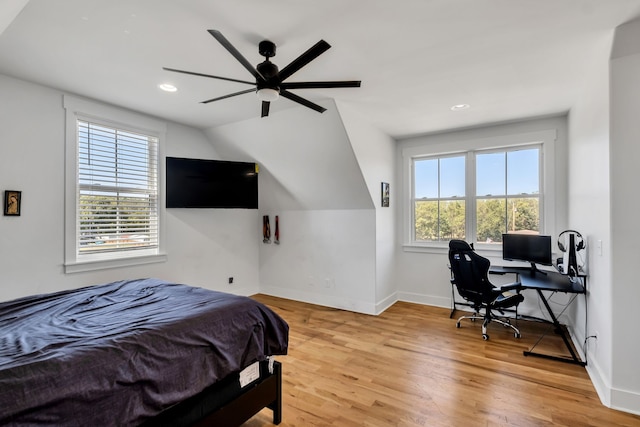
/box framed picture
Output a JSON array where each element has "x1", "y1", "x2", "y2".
[
  {"x1": 4, "y1": 190, "x2": 21, "y2": 216},
  {"x1": 381, "y1": 182, "x2": 390, "y2": 207}
]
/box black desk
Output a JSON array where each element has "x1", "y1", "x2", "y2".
[{"x1": 490, "y1": 266, "x2": 586, "y2": 366}]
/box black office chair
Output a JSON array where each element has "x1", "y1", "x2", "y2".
[{"x1": 448, "y1": 239, "x2": 524, "y2": 340}]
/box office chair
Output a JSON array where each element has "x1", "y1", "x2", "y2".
[{"x1": 448, "y1": 239, "x2": 523, "y2": 340}]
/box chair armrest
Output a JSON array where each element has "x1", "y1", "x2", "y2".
[
  {"x1": 489, "y1": 270, "x2": 507, "y2": 275},
  {"x1": 497, "y1": 282, "x2": 521, "y2": 292}
]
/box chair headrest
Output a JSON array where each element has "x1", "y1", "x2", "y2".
[{"x1": 449, "y1": 239, "x2": 473, "y2": 252}]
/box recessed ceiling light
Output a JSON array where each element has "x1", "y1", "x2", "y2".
[
  {"x1": 450, "y1": 104, "x2": 470, "y2": 111},
  {"x1": 158, "y1": 83, "x2": 177, "y2": 92}
]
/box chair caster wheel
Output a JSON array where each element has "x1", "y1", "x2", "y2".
[
  {"x1": 456, "y1": 322, "x2": 461, "y2": 328},
  {"x1": 482, "y1": 334, "x2": 489, "y2": 341},
  {"x1": 515, "y1": 332, "x2": 521, "y2": 339}
]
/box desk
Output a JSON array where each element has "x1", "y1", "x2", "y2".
[{"x1": 490, "y1": 266, "x2": 586, "y2": 366}]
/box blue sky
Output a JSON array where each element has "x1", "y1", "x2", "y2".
[{"x1": 415, "y1": 148, "x2": 539, "y2": 198}]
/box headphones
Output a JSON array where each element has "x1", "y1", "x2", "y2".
[{"x1": 558, "y1": 229, "x2": 585, "y2": 252}]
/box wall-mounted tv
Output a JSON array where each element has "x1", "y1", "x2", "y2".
[{"x1": 166, "y1": 157, "x2": 258, "y2": 209}]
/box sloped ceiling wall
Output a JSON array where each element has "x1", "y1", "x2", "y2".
[
  {"x1": 203, "y1": 99, "x2": 373, "y2": 211},
  {"x1": 0, "y1": 0, "x2": 28, "y2": 36}
]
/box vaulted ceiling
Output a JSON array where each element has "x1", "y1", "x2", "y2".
[{"x1": 1, "y1": 0, "x2": 639, "y2": 138}]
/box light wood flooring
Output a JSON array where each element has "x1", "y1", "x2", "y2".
[{"x1": 244, "y1": 295, "x2": 640, "y2": 427}]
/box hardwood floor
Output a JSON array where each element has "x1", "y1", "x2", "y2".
[{"x1": 245, "y1": 295, "x2": 640, "y2": 426}]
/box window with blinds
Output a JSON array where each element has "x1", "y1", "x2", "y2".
[{"x1": 77, "y1": 120, "x2": 159, "y2": 255}]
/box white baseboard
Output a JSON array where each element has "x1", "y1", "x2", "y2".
[
  {"x1": 259, "y1": 285, "x2": 378, "y2": 315},
  {"x1": 375, "y1": 292, "x2": 397, "y2": 315},
  {"x1": 396, "y1": 291, "x2": 451, "y2": 309},
  {"x1": 610, "y1": 387, "x2": 640, "y2": 416},
  {"x1": 587, "y1": 354, "x2": 611, "y2": 408},
  {"x1": 586, "y1": 348, "x2": 640, "y2": 416}
]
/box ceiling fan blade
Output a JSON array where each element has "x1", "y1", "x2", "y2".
[
  {"x1": 201, "y1": 88, "x2": 256, "y2": 104},
  {"x1": 261, "y1": 101, "x2": 270, "y2": 117},
  {"x1": 163, "y1": 67, "x2": 255, "y2": 86},
  {"x1": 208, "y1": 30, "x2": 265, "y2": 81},
  {"x1": 281, "y1": 80, "x2": 361, "y2": 90},
  {"x1": 278, "y1": 40, "x2": 331, "y2": 82},
  {"x1": 280, "y1": 90, "x2": 327, "y2": 113}
]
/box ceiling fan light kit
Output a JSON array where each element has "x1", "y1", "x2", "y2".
[
  {"x1": 163, "y1": 30, "x2": 361, "y2": 118},
  {"x1": 257, "y1": 88, "x2": 279, "y2": 102}
]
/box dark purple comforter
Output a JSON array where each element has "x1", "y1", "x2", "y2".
[{"x1": 0, "y1": 278, "x2": 288, "y2": 426}]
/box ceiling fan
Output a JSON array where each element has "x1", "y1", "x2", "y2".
[{"x1": 163, "y1": 30, "x2": 361, "y2": 117}]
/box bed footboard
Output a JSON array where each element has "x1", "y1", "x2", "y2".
[
  {"x1": 194, "y1": 360, "x2": 282, "y2": 426},
  {"x1": 144, "y1": 360, "x2": 282, "y2": 427}
]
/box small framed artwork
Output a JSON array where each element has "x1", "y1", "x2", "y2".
[
  {"x1": 381, "y1": 182, "x2": 390, "y2": 207},
  {"x1": 4, "y1": 190, "x2": 21, "y2": 216}
]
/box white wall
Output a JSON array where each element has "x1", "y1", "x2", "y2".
[
  {"x1": 0, "y1": 73, "x2": 260, "y2": 301},
  {"x1": 258, "y1": 209, "x2": 377, "y2": 313},
  {"x1": 0, "y1": 0, "x2": 28, "y2": 36},
  {"x1": 336, "y1": 101, "x2": 398, "y2": 313},
  {"x1": 609, "y1": 17, "x2": 640, "y2": 414},
  {"x1": 567, "y1": 32, "x2": 614, "y2": 406}
]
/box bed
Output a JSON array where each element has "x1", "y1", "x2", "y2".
[{"x1": 0, "y1": 278, "x2": 289, "y2": 426}]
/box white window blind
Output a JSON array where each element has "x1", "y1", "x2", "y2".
[{"x1": 77, "y1": 120, "x2": 159, "y2": 255}]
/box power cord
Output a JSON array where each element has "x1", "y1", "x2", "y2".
[{"x1": 583, "y1": 334, "x2": 598, "y2": 358}]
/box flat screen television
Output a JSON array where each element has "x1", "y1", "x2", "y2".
[
  {"x1": 502, "y1": 233, "x2": 552, "y2": 272},
  {"x1": 166, "y1": 157, "x2": 258, "y2": 209}
]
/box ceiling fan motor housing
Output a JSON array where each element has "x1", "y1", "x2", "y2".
[{"x1": 256, "y1": 60, "x2": 280, "y2": 91}]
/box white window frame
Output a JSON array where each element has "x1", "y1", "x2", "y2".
[
  {"x1": 63, "y1": 95, "x2": 167, "y2": 273},
  {"x1": 402, "y1": 129, "x2": 557, "y2": 254}
]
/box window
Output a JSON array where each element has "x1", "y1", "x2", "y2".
[
  {"x1": 64, "y1": 96, "x2": 166, "y2": 272},
  {"x1": 404, "y1": 129, "x2": 556, "y2": 249},
  {"x1": 476, "y1": 148, "x2": 540, "y2": 244},
  {"x1": 413, "y1": 155, "x2": 466, "y2": 241},
  {"x1": 78, "y1": 121, "x2": 159, "y2": 254}
]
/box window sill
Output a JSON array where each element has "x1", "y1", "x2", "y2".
[
  {"x1": 64, "y1": 253, "x2": 167, "y2": 274},
  {"x1": 402, "y1": 242, "x2": 504, "y2": 258},
  {"x1": 402, "y1": 244, "x2": 448, "y2": 254}
]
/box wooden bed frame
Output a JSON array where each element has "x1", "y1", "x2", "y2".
[{"x1": 143, "y1": 360, "x2": 282, "y2": 427}]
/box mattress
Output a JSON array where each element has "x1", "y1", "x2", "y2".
[{"x1": 0, "y1": 278, "x2": 288, "y2": 426}]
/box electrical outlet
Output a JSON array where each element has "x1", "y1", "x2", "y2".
[{"x1": 228, "y1": 277, "x2": 234, "y2": 284}]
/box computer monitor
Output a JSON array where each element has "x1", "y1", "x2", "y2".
[{"x1": 502, "y1": 233, "x2": 552, "y2": 273}]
